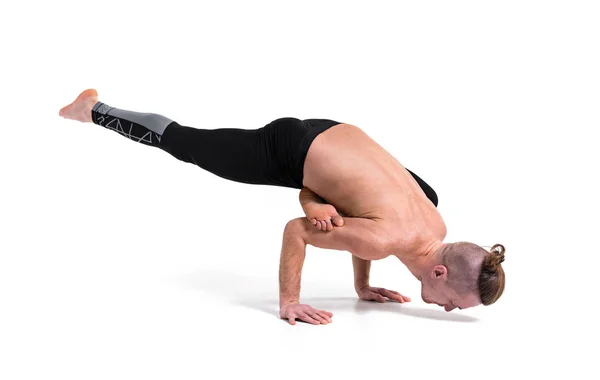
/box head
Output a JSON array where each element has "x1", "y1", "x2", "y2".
[{"x1": 420, "y1": 242, "x2": 506, "y2": 312}]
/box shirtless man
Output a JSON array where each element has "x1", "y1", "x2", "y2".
[{"x1": 59, "y1": 89, "x2": 506, "y2": 326}]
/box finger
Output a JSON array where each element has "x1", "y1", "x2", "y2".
[
  {"x1": 311, "y1": 218, "x2": 317, "y2": 225},
  {"x1": 316, "y1": 310, "x2": 332, "y2": 322},
  {"x1": 359, "y1": 292, "x2": 377, "y2": 302},
  {"x1": 299, "y1": 313, "x2": 320, "y2": 325},
  {"x1": 319, "y1": 310, "x2": 334, "y2": 318},
  {"x1": 289, "y1": 315, "x2": 296, "y2": 325},
  {"x1": 315, "y1": 310, "x2": 331, "y2": 319},
  {"x1": 319, "y1": 220, "x2": 326, "y2": 231},
  {"x1": 373, "y1": 294, "x2": 386, "y2": 303},
  {"x1": 326, "y1": 218, "x2": 333, "y2": 231},
  {"x1": 317, "y1": 220, "x2": 323, "y2": 230},
  {"x1": 382, "y1": 289, "x2": 405, "y2": 302},
  {"x1": 309, "y1": 311, "x2": 329, "y2": 324},
  {"x1": 387, "y1": 290, "x2": 411, "y2": 302}
]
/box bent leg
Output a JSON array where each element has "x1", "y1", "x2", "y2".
[{"x1": 405, "y1": 168, "x2": 439, "y2": 207}]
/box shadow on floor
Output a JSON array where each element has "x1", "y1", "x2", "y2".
[{"x1": 179, "y1": 269, "x2": 478, "y2": 323}]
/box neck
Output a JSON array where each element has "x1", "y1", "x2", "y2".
[{"x1": 395, "y1": 239, "x2": 448, "y2": 281}]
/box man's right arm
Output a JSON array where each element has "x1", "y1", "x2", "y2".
[
  {"x1": 278, "y1": 216, "x2": 390, "y2": 325},
  {"x1": 278, "y1": 219, "x2": 333, "y2": 325}
]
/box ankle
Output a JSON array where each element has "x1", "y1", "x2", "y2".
[{"x1": 83, "y1": 99, "x2": 98, "y2": 122}]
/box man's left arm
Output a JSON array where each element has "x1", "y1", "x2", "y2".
[
  {"x1": 352, "y1": 255, "x2": 371, "y2": 292},
  {"x1": 352, "y1": 255, "x2": 411, "y2": 303}
]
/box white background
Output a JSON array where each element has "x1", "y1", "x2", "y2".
[{"x1": 1, "y1": 1, "x2": 598, "y2": 379}]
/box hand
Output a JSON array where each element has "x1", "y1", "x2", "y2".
[
  {"x1": 357, "y1": 286, "x2": 411, "y2": 303},
  {"x1": 280, "y1": 303, "x2": 333, "y2": 325},
  {"x1": 304, "y1": 203, "x2": 344, "y2": 231}
]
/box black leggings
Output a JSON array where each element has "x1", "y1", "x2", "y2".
[{"x1": 90, "y1": 102, "x2": 439, "y2": 206}]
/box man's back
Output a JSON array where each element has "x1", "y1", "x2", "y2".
[{"x1": 303, "y1": 123, "x2": 447, "y2": 252}]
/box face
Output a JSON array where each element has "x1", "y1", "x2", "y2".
[{"x1": 420, "y1": 265, "x2": 481, "y2": 312}]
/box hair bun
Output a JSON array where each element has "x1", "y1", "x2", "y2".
[
  {"x1": 490, "y1": 244, "x2": 505, "y2": 255},
  {"x1": 488, "y1": 244, "x2": 506, "y2": 266}
]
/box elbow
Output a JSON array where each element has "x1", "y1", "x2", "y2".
[
  {"x1": 285, "y1": 216, "x2": 309, "y2": 230},
  {"x1": 284, "y1": 218, "x2": 308, "y2": 241}
]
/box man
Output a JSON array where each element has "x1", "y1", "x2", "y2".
[{"x1": 59, "y1": 89, "x2": 506, "y2": 326}]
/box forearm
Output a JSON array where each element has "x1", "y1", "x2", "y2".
[
  {"x1": 279, "y1": 224, "x2": 308, "y2": 308},
  {"x1": 352, "y1": 255, "x2": 371, "y2": 292}
]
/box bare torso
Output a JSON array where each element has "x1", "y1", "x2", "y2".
[{"x1": 302, "y1": 123, "x2": 447, "y2": 256}]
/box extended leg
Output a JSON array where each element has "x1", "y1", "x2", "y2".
[{"x1": 59, "y1": 89, "x2": 275, "y2": 186}]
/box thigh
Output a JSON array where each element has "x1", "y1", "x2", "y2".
[
  {"x1": 161, "y1": 121, "x2": 270, "y2": 185},
  {"x1": 257, "y1": 117, "x2": 309, "y2": 189}
]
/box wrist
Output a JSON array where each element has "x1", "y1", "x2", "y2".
[
  {"x1": 355, "y1": 283, "x2": 370, "y2": 293},
  {"x1": 279, "y1": 299, "x2": 299, "y2": 309}
]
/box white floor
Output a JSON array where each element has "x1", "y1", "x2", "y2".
[{"x1": 2, "y1": 1, "x2": 599, "y2": 379}]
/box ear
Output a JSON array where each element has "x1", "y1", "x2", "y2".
[{"x1": 431, "y1": 265, "x2": 448, "y2": 280}]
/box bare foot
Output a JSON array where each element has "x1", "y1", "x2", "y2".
[{"x1": 59, "y1": 89, "x2": 99, "y2": 123}]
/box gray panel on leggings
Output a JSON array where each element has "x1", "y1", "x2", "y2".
[{"x1": 92, "y1": 101, "x2": 173, "y2": 135}]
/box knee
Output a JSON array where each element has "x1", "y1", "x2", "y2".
[
  {"x1": 419, "y1": 182, "x2": 438, "y2": 207},
  {"x1": 428, "y1": 188, "x2": 439, "y2": 207},
  {"x1": 405, "y1": 168, "x2": 439, "y2": 207}
]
